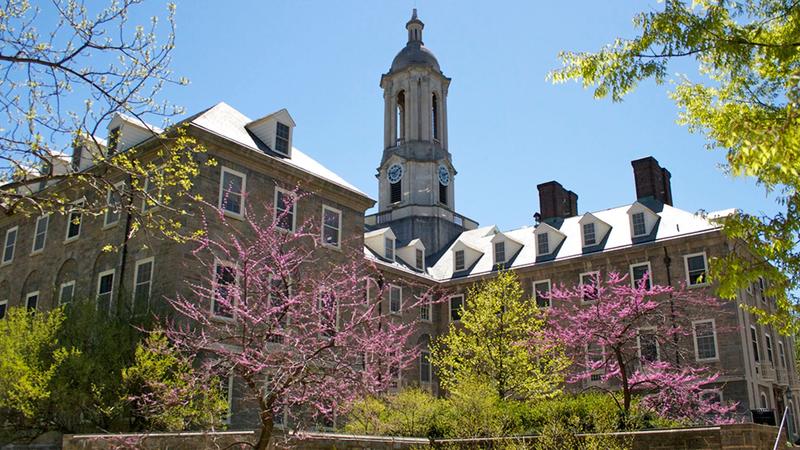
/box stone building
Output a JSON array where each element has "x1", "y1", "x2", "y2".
[{"x1": 0, "y1": 8, "x2": 798, "y2": 439}]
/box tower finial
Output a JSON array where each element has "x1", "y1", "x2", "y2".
[{"x1": 406, "y1": 8, "x2": 424, "y2": 43}]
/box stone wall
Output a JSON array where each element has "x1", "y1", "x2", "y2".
[{"x1": 62, "y1": 424, "x2": 791, "y2": 450}]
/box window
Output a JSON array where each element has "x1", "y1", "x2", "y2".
[
  {"x1": 454, "y1": 249, "x2": 465, "y2": 271},
  {"x1": 758, "y1": 277, "x2": 766, "y2": 302},
  {"x1": 580, "y1": 271, "x2": 600, "y2": 301},
  {"x1": 779, "y1": 341, "x2": 787, "y2": 368},
  {"x1": 494, "y1": 241, "x2": 506, "y2": 264},
  {"x1": 630, "y1": 262, "x2": 652, "y2": 290},
  {"x1": 583, "y1": 223, "x2": 596, "y2": 246},
  {"x1": 384, "y1": 237, "x2": 395, "y2": 261},
  {"x1": 275, "y1": 188, "x2": 295, "y2": 231},
  {"x1": 142, "y1": 169, "x2": 164, "y2": 212},
  {"x1": 322, "y1": 206, "x2": 341, "y2": 248},
  {"x1": 761, "y1": 392, "x2": 769, "y2": 409},
  {"x1": 586, "y1": 342, "x2": 604, "y2": 382},
  {"x1": 219, "y1": 167, "x2": 245, "y2": 218},
  {"x1": 450, "y1": 294, "x2": 464, "y2": 322},
  {"x1": 420, "y1": 350, "x2": 432, "y2": 384},
  {"x1": 0, "y1": 300, "x2": 6, "y2": 319},
  {"x1": 65, "y1": 201, "x2": 83, "y2": 241},
  {"x1": 213, "y1": 263, "x2": 236, "y2": 319},
  {"x1": 631, "y1": 212, "x2": 647, "y2": 236},
  {"x1": 25, "y1": 291, "x2": 39, "y2": 311},
  {"x1": 439, "y1": 182, "x2": 447, "y2": 206},
  {"x1": 319, "y1": 291, "x2": 338, "y2": 338},
  {"x1": 638, "y1": 328, "x2": 659, "y2": 362},
  {"x1": 2, "y1": 226, "x2": 17, "y2": 264},
  {"x1": 220, "y1": 374, "x2": 234, "y2": 424},
  {"x1": 31, "y1": 215, "x2": 49, "y2": 254},
  {"x1": 107, "y1": 126, "x2": 121, "y2": 154},
  {"x1": 420, "y1": 297, "x2": 431, "y2": 322},
  {"x1": 133, "y1": 258, "x2": 154, "y2": 315},
  {"x1": 533, "y1": 280, "x2": 551, "y2": 308},
  {"x1": 751, "y1": 326, "x2": 761, "y2": 364},
  {"x1": 684, "y1": 252, "x2": 708, "y2": 286},
  {"x1": 96, "y1": 270, "x2": 115, "y2": 314},
  {"x1": 59, "y1": 281, "x2": 75, "y2": 304},
  {"x1": 765, "y1": 333, "x2": 774, "y2": 365},
  {"x1": 693, "y1": 320, "x2": 718, "y2": 361},
  {"x1": 275, "y1": 122, "x2": 290, "y2": 155},
  {"x1": 431, "y1": 93, "x2": 440, "y2": 141},
  {"x1": 390, "y1": 180, "x2": 402, "y2": 203},
  {"x1": 701, "y1": 390, "x2": 723, "y2": 405},
  {"x1": 389, "y1": 285, "x2": 402, "y2": 314},
  {"x1": 537, "y1": 232, "x2": 549, "y2": 255},
  {"x1": 104, "y1": 183, "x2": 123, "y2": 227},
  {"x1": 415, "y1": 249, "x2": 424, "y2": 270}
]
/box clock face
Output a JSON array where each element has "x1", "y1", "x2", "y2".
[
  {"x1": 438, "y1": 165, "x2": 450, "y2": 186},
  {"x1": 387, "y1": 164, "x2": 404, "y2": 184}
]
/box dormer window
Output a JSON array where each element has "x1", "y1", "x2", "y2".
[
  {"x1": 583, "y1": 223, "x2": 596, "y2": 246},
  {"x1": 384, "y1": 237, "x2": 395, "y2": 261},
  {"x1": 494, "y1": 241, "x2": 506, "y2": 264},
  {"x1": 537, "y1": 233, "x2": 549, "y2": 255},
  {"x1": 275, "y1": 122, "x2": 290, "y2": 155},
  {"x1": 631, "y1": 212, "x2": 647, "y2": 236},
  {"x1": 454, "y1": 249, "x2": 465, "y2": 271},
  {"x1": 415, "y1": 249, "x2": 424, "y2": 270}
]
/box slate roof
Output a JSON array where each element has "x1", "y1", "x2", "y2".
[
  {"x1": 190, "y1": 102, "x2": 369, "y2": 198},
  {"x1": 365, "y1": 201, "x2": 734, "y2": 282}
]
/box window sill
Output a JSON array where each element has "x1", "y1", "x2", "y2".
[
  {"x1": 687, "y1": 282, "x2": 710, "y2": 289},
  {"x1": 30, "y1": 249, "x2": 44, "y2": 257},
  {"x1": 696, "y1": 357, "x2": 719, "y2": 363},
  {"x1": 0, "y1": 260, "x2": 12, "y2": 267},
  {"x1": 102, "y1": 222, "x2": 119, "y2": 230},
  {"x1": 322, "y1": 243, "x2": 342, "y2": 252},
  {"x1": 222, "y1": 209, "x2": 245, "y2": 221},
  {"x1": 64, "y1": 236, "x2": 80, "y2": 245}
]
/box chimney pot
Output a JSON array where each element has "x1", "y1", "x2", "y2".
[
  {"x1": 537, "y1": 181, "x2": 579, "y2": 222},
  {"x1": 631, "y1": 156, "x2": 673, "y2": 206}
]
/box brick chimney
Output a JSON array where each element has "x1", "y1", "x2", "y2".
[
  {"x1": 631, "y1": 156, "x2": 673, "y2": 206},
  {"x1": 537, "y1": 181, "x2": 578, "y2": 222}
]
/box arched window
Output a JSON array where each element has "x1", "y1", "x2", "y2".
[
  {"x1": 431, "y1": 93, "x2": 440, "y2": 142},
  {"x1": 396, "y1": 91, "x2": 406, "y2": 145},
  {"x1": 761, "y1": 392, "x2": 769, "y2": 409}
]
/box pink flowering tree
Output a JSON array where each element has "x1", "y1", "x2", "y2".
[
  {"x1": 163, "y1": 192, "x2": 436, "y2": 450},
  {"x1": 545, "y1": 272, "x2": 738, "y2": 425}
]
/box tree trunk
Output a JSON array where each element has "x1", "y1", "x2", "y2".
[
  {"x1": 615, "y1": 348, "x2": 631, "y2": 419},
  {"x1": 255, "y1": 417, "x2": 274, "y2": 450}
]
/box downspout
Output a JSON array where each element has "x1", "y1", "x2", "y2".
[
  {"x1": 663, "y1": 247, "x2": 680, "y2": 365},
  {"x1": 115, "y1": 175, "x2": 134, "y2": 315}
]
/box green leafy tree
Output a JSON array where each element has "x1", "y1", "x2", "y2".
[
  {"x1": 430, "y1": 271, "x2": 567, "y2": 401},
  {"x1": 0, "y1": 306, "x2": 76, "y2": 442},
  {"x1": 548, "y1": 0, "x2": 800, "y2": 333},
  {"x1": 122, "y1": 331, "x2": 228, "y2": 432}
]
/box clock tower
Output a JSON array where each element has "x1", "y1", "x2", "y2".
[{"x1": 367, "y1": 9, "x2": 477, "y2": 258}]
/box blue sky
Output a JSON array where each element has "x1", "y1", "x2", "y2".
[{"x1": 153, "y1": 0, "x2": 776, "y2": 231}]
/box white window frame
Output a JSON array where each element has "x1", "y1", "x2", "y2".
[
  {"x1": 761, "y1": 392, "x2": 769, "y2": 409},
  {"x1": 389, "y1": 284, "x2": 402, "y2": 315},
  {"x1": 96, "y1": 269, "x2": 115, "y2": 310},
  {"x1": 579, "y1": 271, "x2": 601, "y2": 302},
  {"x1": 449, "y1": 294, "x2": 464, "y2": 323},
  {"x1": 321, "y1": 205, "x2": 342, "y2": 249},
  {"x1": 415, "y1": 248, "x2": 424, "y2": 270},
  {"x1": 59, "y1": 280, "x2": 76, "y2": 304},
  {"x1": 637, "y1": 326, "x2": 660, "y2": 362},
  {"x1": 132, "y1": 257, "x2": 155, "y2": 312},
  {"x1": 212, "y1": 260, "x2": 238, "y2": 320},
  {"x1": 2, "y1": 226, "x2": 18, "y2": 265},
  {"x1": 218, "y1": 166, "x2": 246, "y2": 219},
  {"x1": 533, "y1": 279, "x2": 551, "y2": 308},
  {"x1": 25, "y1": 290, "x2": 39, "y2": 311},
  {"x1": 221, "y1": 374, "x2": 234, "y2": 425},
  {"x1": 779, "y1": 341, "x2": 787, "y2": 368},
  {"x1": 701, "y1": 388, "x2": 724, "y2": 404},
  {"x1": 582, "y1": 222, "x2": 597, "y2": 247},
  {"x1": 31, "y1": 214, "x2": 50, "y2": 255},
  {"x1": 536, "y1": 232, "x2": 549, "y2": 255},
  {"x1": 631, "y1": 211, "x2": 647, "y2": 237},
  {"x1": 64, "y1": 199, "x2": 84, "y2": 243},
  {"x1": 693, "y1": 319, "x2": 719, "y2": 362},
  {"x1": 454, "y1": 249, "x2": 465, "y2": 271},
  {"x1": 384, "y1": 237, "x2": 395, "y2": 261},
  {"x1": 103, "y1": 182, "x2": 125, "y2": 228},
  {"x1": 494, "y1": 241, "x2": 506, "y2": 264},
  {"x1": 629, "y1": 262, "x2": 653, "y2": 289},
  {"x1": 419, "y1": 295, "x2": 432, "y2": 322},
  {"x1": 274, "y1": 187, "x2": 296, "y2": 232},
  {"x1": 684, "y1": 252, "x2": 709, "y2": 287},
  {"x1": 0, "y1": 299, "x2": 6, "y2": 320}
]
